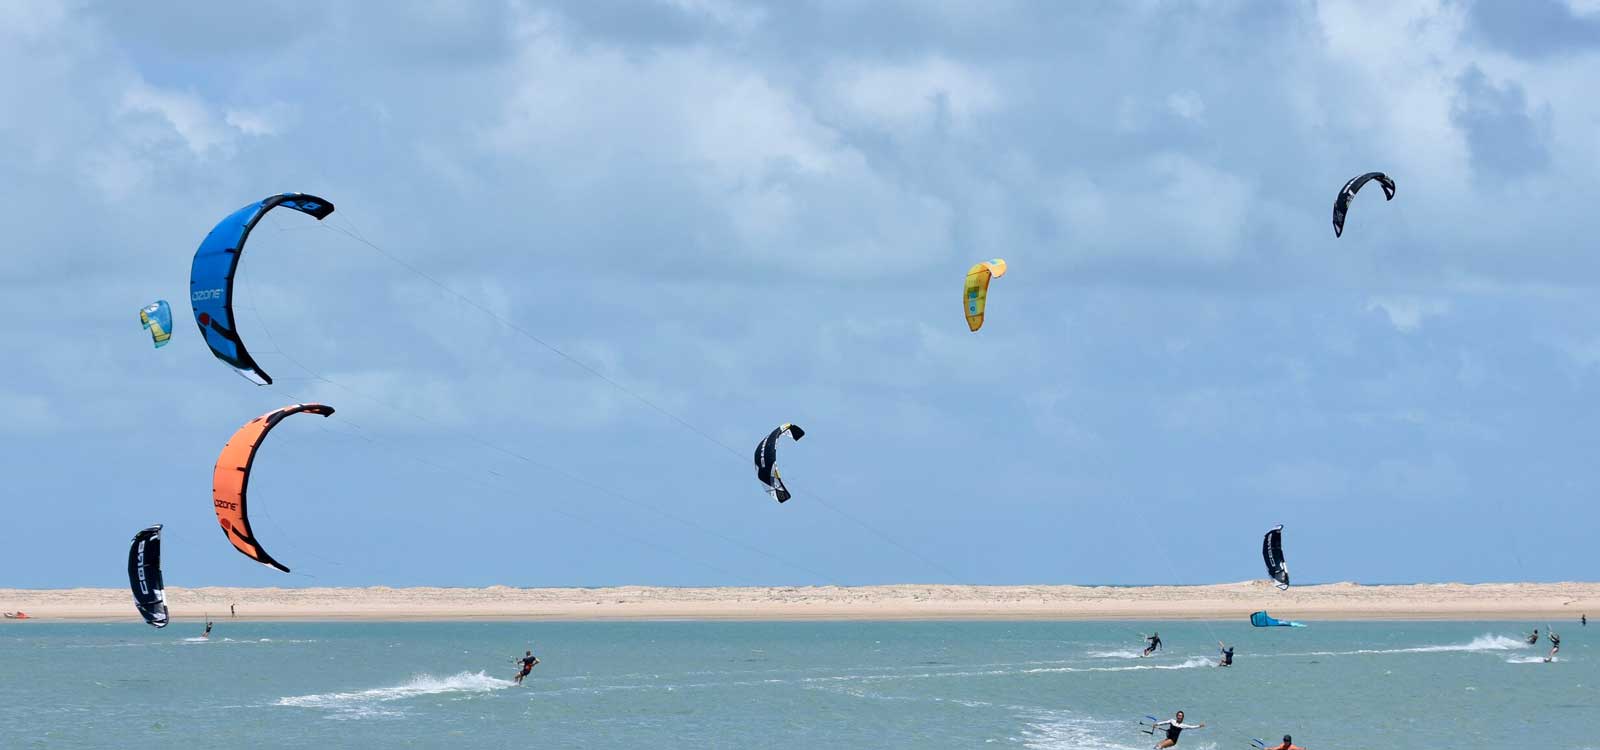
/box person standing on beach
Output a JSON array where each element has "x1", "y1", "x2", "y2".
[
  {"x1": 231, "y1": 603, "x2": 236, "y2": 618},
  {"x1": 1217, "y1": 641, "x2": 1234, "y2": 667},
  {"x1": 513, "y1": 650, "x2": 539, "y2": 685},
  {"x1": 1152, "y1": 710, "x2": 1204, "y2": 749},
  {"x1": 1263, "y1": 734, "x2": 1305, "y2": 750},
  {"x1": 1142, "y1": 633, "x2": 1162, "y2": 657}
]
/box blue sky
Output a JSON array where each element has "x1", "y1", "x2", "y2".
[{"x1": 3, "y1": 0, "x2": 1599, "y2": 588}]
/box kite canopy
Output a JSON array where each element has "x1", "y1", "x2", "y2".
[
  {"x1": 211, "y1": 403, "x2": 336, "y2": 573},
  {"x1": 754, "y1": 423, "x2": 805, "y2": 503},
  {"x1": 1262, "y1": 524, "x2": 1289, "y2": 590},
  {"x1": 139, "y1": 300, "x2": 172, "y2": 348},
  {"x1": 189, "y1": 193, "x2": 335, "y2": 385},
  {"x1": 1331, "y1": 172, "x2": 1394, "y2": 237},
  {"x1": 963, "y1": 259, "x2": 1007, "y2": 332},
  {"x1": 128, "y1": 525, "x2": 168, "y2": 628},
  {"x1": 1250, "y1": 611, "x2": 1306, "y2": 627}
]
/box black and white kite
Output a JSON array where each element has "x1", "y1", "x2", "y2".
[
  {"x1": 1262, "y1": 524, "x2": 1289, "y2": 590},
  {"x1": 754, "y1": 424, "x2": 805, "y2": 503},
  {"x1": 1332, "y1": 171, "x2": 1395, "y2": 237},
  {"x1": 129, "y1": 525, "x2": 168, "y2": 628}
]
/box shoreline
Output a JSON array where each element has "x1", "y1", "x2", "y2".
[{"x1": 2, "y1": 581, "x2": 1595, "y2": 622}]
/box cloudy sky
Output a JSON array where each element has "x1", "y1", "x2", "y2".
[{"x1": 4, "y1": 0, "x2": 1599, "y2": 588}]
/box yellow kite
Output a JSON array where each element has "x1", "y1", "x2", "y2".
[{"x1": 963, "y1": 259, "x2": 1007, "y2": 332}]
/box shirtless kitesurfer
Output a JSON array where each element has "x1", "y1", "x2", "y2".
[
  {"x1": 513, "y1": 650, "x2": 539, "y2": 685},
  {"x1": 1217, "y1": 641, "x2": 1234, "y2": 667},
  {"x1": 1152, "y1": 711, "x2": 1204, "y2": 749},
  {"x1": 1263, "y1": 735, "x2": 1305, "y2": 750},
  {"x1": 1526, "y1": 628, "x2": 1539, "y2": 645},
  {"x1": 1142, "y1": 633, "x2": 1162, "y2": 657}
]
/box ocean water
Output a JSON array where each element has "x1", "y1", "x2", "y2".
[{"x1": 0, "y1": 619, "x2": 1591, "y2": 749}]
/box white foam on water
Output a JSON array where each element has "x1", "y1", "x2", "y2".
[
  {"x1": 1068, "y1": 656, "x2": 1217, "y2": 673},
  {"x1": 275, "y1": 671, "x2": 513, "y2": 719},
  {"x1": 1085, "y1": 649, "x2": 1145, "y2": 660},
  {"x1": 1397, "y1": 634, "x2": 1529, "y2": 653},
  {"x1": 1278, "y1": 634, "x2": 1531, "y2": 658},
  {"x1": 1017, "y1": 709, "x2": 1168, "y2": 750},
  {"x1": 1506, "y1": 655, "x2": 1551, "y2": 664}
]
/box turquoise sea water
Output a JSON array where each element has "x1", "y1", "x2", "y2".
[{"x1": 0, "y1": 620, "x2": 1591, "y2": 748}]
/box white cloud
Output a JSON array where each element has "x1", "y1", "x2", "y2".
[
  {"x1": 225, "y1": 103, "x2": 293, "y2": 136},
  {"x1": 1166, "y1": 90, "x2": 1205, "y2": 123},
  {"x1": 120, "y1": 82, "x2": 231, "y2": 155},
  {"x1": 828, "y1": 57, "x2": 1001, "y2": 131},
  {"x1": 1052, "y1": 153, "x2": 1255, "y2": 263},
  {"x1": 1366, "y1": 296, "x2": 1451, "y2": 332}
]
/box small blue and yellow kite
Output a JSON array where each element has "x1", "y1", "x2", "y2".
[{"x1": 140, "y1": 300, "x2": 173, "y2": 348}]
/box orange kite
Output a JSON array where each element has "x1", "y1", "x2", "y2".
[{"x1": 212, "y1": 403, "x2": 335, "y2": 573}]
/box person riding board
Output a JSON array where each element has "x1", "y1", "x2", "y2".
[
  {"x1": 1526, "y1": 628, "x2": 1539, "y2": 645},
  {"x1": 1263, "y1": 734, "x2": 1305, "y2": 750},
  {"x1": 513, "y1": 650, "x2": 539, "y2": 685},
  {"x1": 1217, "y1": 641, "x2": 1234, "y2": 667},
  {"x1": 203, "y1": 619, "x2": 213, "y2": 639},
  {"x1": 1152, "y1": 710, "x2": 1204, "y2": 749},
  {"x1": 1546, "y1": 630, "x2": 1560, "y2": 662},
  {"x1": 1142, "y1": 632, "x2": 1162, "y2": 657}
]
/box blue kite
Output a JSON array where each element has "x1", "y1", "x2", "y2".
[
  {"x1": 139, "y1": 300, "x2": 173, "y2": 348},
  {"x1": 189, "y1": 193, "x2": 334, "y2": 385}
]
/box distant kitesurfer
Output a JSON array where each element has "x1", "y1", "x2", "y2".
[
  {"x1": 1152, "y1": 711, "x2": 1204, "y2": 749},
  {"x1": 1264, "y1": 735, "x2": 1305, "y2": 750},
  {"x1": 1583, "y1": 614, "x2": 1587, "y2": 627},
  {"x1": 1526, "y1": 628, "x2": 1539, "y2": 645},
  {"x1": 514, "y1": 650, "x2": 539, "y2": 685},
  {"x1": 1142, "y1": 633, "x2": 1163, "y2": 657},
  {"x1": 1546, "y1": 630, "x2": 1560, "y2": 662},
  {"x1": 203, "y1": 619, "x2": 213, "y2": 639},
  {"x1": 1217, "y1": 641, "x2": 1234, "y2": 667}
]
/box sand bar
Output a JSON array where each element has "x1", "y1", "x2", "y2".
[{"x1": 1, "y1": 581, "x2": 1595, "y2": 622}]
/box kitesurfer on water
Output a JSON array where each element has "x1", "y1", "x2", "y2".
[
  {"x1": 1546, "y1": 630, "x2": 1560, "y2": 662},
  {"x1": 1526, "y1": 628, "x2": 1539, "y2": 645},
  {"x1": 1264, "y1": 735, "x2": 1305, "y2": 750},
  {"x1": 203, "y1": 619, "x2": 213, "y2": 639},
  {"x1": 1142, "y1": 633, "x2": 1162, "y2": 657},
  {"x1": 1152, "y1": 711, "x2": 1204, "y2": 749},
  {"x1": 1217, "y1": 641, "x2": 1233, "y2": 667},
  {"x1": 513, "y1": 650, "x2": 539, "y2": 685}
]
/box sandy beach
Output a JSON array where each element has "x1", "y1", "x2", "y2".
[{"x1": 2, "y1": 581, "x2": 1595, "y2": 622}]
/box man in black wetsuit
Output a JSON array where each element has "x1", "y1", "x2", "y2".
[
  {"x1": 1142, "y1": 633, "x2": 1162, "y2": 657},
  {"x1": 1217, "y1": 641, "x2": 1234, "y2": 667},
  {"x1": 1152, "y1": 710, "x2": 1204, "y2": 749},
  {"x1": 1546, "y1": 630, "x2": 1560, "y2": 662},
  {"x1": 514, "y1": 650, "x2": 539, "y2": 685},
  {"x1": 203, "y1": 619, "x2": 213, "y2": 639}
]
